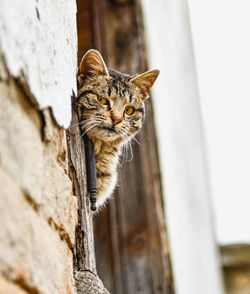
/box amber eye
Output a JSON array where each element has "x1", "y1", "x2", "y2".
[
  {"x1": 98, "y1": 97, "x2": 109, "y2": 105},
  {"x1": 125, "y1": 106, "x2": 134, "y2": 115}
]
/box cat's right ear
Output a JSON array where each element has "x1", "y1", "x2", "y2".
[
  {"x1": 129, "y1": 69, "x2": 160, "y2": 100},
  {"x1": 78, "y1": 49, "x2": 109, "y2": 82}
]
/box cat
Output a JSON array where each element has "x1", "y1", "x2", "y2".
[{"x1": 76, "y1": 49, "x2": 159, "y2": 209}]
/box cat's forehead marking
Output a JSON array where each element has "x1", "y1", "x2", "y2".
[
  {"x1": 109, "y1": 80, "x2": 128, "y2": 96},
  {"x1": 108, "y1": 69, "x2": 131, "y2": 96},
  {"x1": 80, "y1": 68, "x2": 144, "y2": 109},
  {"x1": 129, "y1": 94, "x2": 133, "y2": 103},
  {"x1": 106, "y1": 70, "x2": 144, "y2": 107}
]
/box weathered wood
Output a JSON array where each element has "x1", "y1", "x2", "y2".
[
  {"x1": 77, "y1": 0, "x2": 174, "y2": 293},
  {"x1": 221, "y1": 244, "x2": 250, "y2": 267},
  {"x1": 67, "y1": 100, "x2": 96, "y2": 273},
  {"x1": 221, "y1": 244, "x2": 250, "y2": 294},
  {"x1": 67, "y1": 99, "x2": 110, "y2": 293},
  {"x1": 75, "y1": 271, "x2": 110, "y2": 294}
]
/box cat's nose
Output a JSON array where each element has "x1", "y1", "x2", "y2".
[{"x1": 111, "y1": 116, "x2": 122, "y2": 125}]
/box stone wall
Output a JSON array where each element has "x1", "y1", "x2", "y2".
[
  {"x1": 0, "y1": 56, "x2": 78, "y2": 294},
  {"x1": 0, "y1": 1, "x2": 78, "y2": 293}
]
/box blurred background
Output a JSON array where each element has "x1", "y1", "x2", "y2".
[
  {"x1": 189, "y1": 0, "x2": 250, "y2": 246},
  {"x1": 78, "y1": 0, "x2": 250, "y2": 293},
  {"x1": 143, "y1": 1, "x2": 250, "y2": 293}
]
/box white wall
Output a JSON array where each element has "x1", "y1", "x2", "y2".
[
  {"x1": 142, "y1": 1, "x2": 224, "y2": 293},
  {"x1": 0, "y1": 0, "x2": 77, "y2": 128},
  {"x1": 188, "y1": 0, "x2": 250, "y2": 245}
]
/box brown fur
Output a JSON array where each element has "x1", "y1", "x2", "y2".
[{"x1": 76, "y1": 49, "x2": 159, "y2": 209}]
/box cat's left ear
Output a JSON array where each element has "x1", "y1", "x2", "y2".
[
  {"x1": 129, "y1": 69, "x2": 160, "y2": 100},
  {"x1": 79, "y1": 49, "x2": 109, "y2": 78}
]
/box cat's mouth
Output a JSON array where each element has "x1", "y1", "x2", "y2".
[{"x1": 100, "y1": 126, "x2": 117, "y2": 133}]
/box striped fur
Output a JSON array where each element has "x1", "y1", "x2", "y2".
[{"x1": 77, "y1": 49, "x2": 159, "y2": 210}]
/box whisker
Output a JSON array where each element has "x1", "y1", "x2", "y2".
[
  {"x1": 132, "y1": 136, "x2": 140, "y2": 145},
  {"x1": 78, "y1": 123, "x2": 99, "y2": 143},
  {"x1": 81, "y1": 120, "x2": 101, "y2": 128},
  {"x1": 120, "y1": 130, "x2": 133, "y2": 164},
  {"x1": 123, "y1": 129, "x2": 134, "y2": 161},
  {"x1": 124, "y1": 127, "x2": 140, "y2": 145},
  {"x1": 69, "y1": 121, "x2": 83, "y2": 131},
  {"x1": 72, "y1": 119, "x2": 93, "y2": 127},
  {"x1": 128, "y1": 140, "x2": 133, "y2": 161},
  {"x1": 121, "y1": 138, "x2": 128, "y2": 165},
  {"x1": 70, "y1": 118, "x2": 99, "y2": 129}
]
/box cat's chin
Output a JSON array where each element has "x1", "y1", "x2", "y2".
[
  {"x1": 87, "y1": 127, "x2": 123, "y2": 143},
  {"x1": 100, "y1": 126, "x2": 117, "y2": 133}
]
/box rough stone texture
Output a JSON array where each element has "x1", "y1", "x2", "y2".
[
  {"x1": 0, "y1": 0, "x2": 77, "y2": 128},
  {"x1": 0, "y1": 276, "x2": 27, "y2": 294},
  {"x1": 0, "y1": 56, "x2": 78, "y2": 294}
]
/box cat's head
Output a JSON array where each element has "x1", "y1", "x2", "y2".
[{"x1": 77, "y1": 49, "x2": 159, "y2": 144}]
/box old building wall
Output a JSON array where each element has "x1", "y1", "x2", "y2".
[
  {"x1": 0, "y1": 0, "x2": 78, "y2": 293},
  {"x1": 0, "y1": 57, "x2": 78, "y2": 294}
]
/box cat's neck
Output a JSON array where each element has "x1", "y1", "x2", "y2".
[{"x1": 87, "y1": 135, "x2": 123, "y2": 157}]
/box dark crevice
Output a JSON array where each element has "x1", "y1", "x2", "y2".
[
  {"x1": 1, "y1": 269, "x2": 41, "y2": 294},
  {"x1": 36, "y1": 7, "x2": 40, "y2": 20},
  {"x1": 22, "y1": 189, "x2": 41, "y2": 212},
  {"x1": 22, "y1": 188, "x2": 73, "y2": 249},
  {"x1": 14, "y1": 72, "x2": 38, "y2": 107},
  {"x1": 47, "y1": 217, "x2": 74, "y2": 249},
  {"x1": 38, "y1": 110, "x2": 46, "y2": 142}
]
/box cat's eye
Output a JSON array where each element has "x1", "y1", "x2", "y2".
[
  {"x1": 124, "y1": 106, "x2": 134, "y2": 115},
  {"x1": 98, "y1": 97, "x2": 109, "y2": 105}
]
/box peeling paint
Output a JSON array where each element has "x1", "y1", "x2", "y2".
[{"x1": 0, "y1": 0, "x2": 77, "y2": 128}]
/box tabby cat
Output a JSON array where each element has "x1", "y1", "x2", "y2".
[{"x1": 77, "y1": 49, "x2": 159, "y2": 209}]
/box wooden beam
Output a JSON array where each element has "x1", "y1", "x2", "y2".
[
  {"x1": 221, "y1": 244, "x2": 250, "y2": 294},
  {"x1": 77, "y1": 0, "x2": 174, "y2": 293}
]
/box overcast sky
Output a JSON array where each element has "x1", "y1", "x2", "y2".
[{"x1": 188, "y1": 0, "x2": 250, "y2": 244}]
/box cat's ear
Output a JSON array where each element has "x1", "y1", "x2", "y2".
[
  {"x1": 79, "y1": 49, "x2": 109, "y2": 77},
  {"x1": 129, "y1": 70, "x2": 159, "y2": 100}
]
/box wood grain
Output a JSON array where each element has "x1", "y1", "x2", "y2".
[
  {"x1": 77, "y1": 0, "x2": 174, "y2": 293},
  {"x1": 67, "y1": 97, "x2": 111, "y2": 293},
  {"x1": 221, "y1": 244, "x2": 250, "y2": 294},
  {"x1": 67, "y1": 99, "x2": 96, "y2": 274}
]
